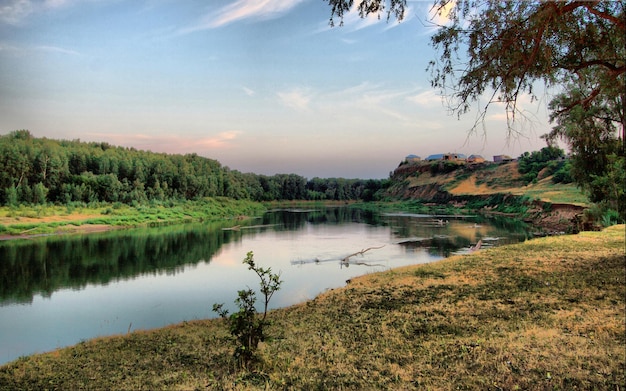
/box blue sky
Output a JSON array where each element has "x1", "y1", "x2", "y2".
[{"x1": 0, "y1": 0, "x2": 552, "y2": 179}]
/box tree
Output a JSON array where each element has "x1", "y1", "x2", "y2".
[{"x1": 326, "y1": 0, "x2": 625, "y2": 220}]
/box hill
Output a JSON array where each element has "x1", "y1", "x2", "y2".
[{"x1": 385, "y1": 160, "x2": 589, "y2": 232}]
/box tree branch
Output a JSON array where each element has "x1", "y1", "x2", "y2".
[
  {"x1": 341, "y1": 245, "x2": 386, "y2": 263},
  {"x1": 583, "y1": 2, "x2": 626, "y2": 31}
]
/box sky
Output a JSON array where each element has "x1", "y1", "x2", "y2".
[{"x1": 0, "y1": 0, "x2": 554, "y2": 179}]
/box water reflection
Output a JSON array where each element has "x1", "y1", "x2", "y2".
[
  {"x1": 0, "y1": 221, "x2": 234, "y2": 305},
  {"x1": 0, "y1": 208, "x2": 530, "y2": 306},
  {"x1": 0, "y1": 207, "x2": 531, "y2": 365}
]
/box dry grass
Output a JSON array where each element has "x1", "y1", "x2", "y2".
[
  {"x1": 1, "y1": 225, "x2": 624, "y2": 390},
  {"x1": 447, "y1": 163, "x2": 588, "y2": 206}
]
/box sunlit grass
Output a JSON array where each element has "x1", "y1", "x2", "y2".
[
  {"x1": 1, "y1": 225, "x2": 623, "y2": 390},
  {"x1": 510, "y1": 180, "x2": 589, "y2": 206},
  {"x1": 0, "y1": 198, "x2": 266, "y2": 237}
]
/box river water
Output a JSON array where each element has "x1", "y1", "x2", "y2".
[{"x1": 0, "y1": 207, "x2": 530, "y2": 365}]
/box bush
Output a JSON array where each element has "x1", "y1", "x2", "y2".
[
  {"x1": 552, "y1": 161, "x2": 573, "y2": 184},
  {"x1": 213, "y1": 251, "x2": 282, "y2": 368},
  {"x1": 518, "y1": 146, "x2": 566, "y2": 184}
]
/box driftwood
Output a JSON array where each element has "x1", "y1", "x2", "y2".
[
  {"x1": 469, "y1": 240, "x2": 482, "y2": 252},
  {"x1": 291, "y1": 245, "x2": 386, "y2": 268},
  {"x1": 340, "y1": 245, "x2": 385, "y2": 263},
  {"x1": 222, "y1": 224, "x2": 279, "y2": 231}
]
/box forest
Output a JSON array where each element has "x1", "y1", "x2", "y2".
[{"x1": 0, "y1": 130, "x2": 389, "y2": 206}]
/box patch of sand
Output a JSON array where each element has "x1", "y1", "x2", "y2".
[
  {"x1": 449, "y1": 175, "x2": 492, "y2": 195},
  {"x1": 0, "y1": 213, "x2": 101, "y2": 226}
]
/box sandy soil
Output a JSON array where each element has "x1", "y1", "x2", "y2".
[
  {"x1": 0, "y1": 224, "x2": 121, "y2": 241},
  {"x1": 449, "y1": 176, "x2": 493, "y2": 195},
  {"x1": 0, "y1": 213, "x2": 101, "y2": 226}
]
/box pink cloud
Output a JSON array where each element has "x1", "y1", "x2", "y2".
[{"x1": 85, "y1": 131, "x2": 241, "y2": 155}]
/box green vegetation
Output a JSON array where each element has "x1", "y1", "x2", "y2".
[
  {"x1": 517, "y1": 146, "x2": 568, "y2": 184},
  {"x1": 0, "y1": 198, "x2": 265, "y2": 236},
  {"x1": 429, "y1": 160, "x2": 463, "y2": 176},
  {"x1": 0, "y1": 131, "x2": 388, "y2": 207},
  {"x1": 0, "y1": 219, "x2": 259, "y2": 304},
  {"x1": 1, "y1": 225, "x2": 623, "y2": 390},
  {"x1": 213, "y1": 251, "x2": 282, "y2": 368}
]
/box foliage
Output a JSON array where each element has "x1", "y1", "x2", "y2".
[
  {"x1": 325, "y1": 0, "x2": 406, "y2": 27},
  {"x1": 429, "y1": 160, "x2": 462, "y2": 176},
  {"x1": 0, "y1": 131, "x2": 386, "y2": 206},
  {"x1": 427, "y1": 1, "x2": 624, "y2": 130},
  {"x1": 213, "y1": 251, "x2": 282, "y2": 368},
  {"x1": 517, "y1": 146, "x2": 566, "y2": 184},
  {"x1": 551, "y1": 160, "x2": 573, "y2": 185},
  {"x1": 584, "y1": 203, "x2": 623, "y2": 228},
  {"x1": 546, "y1": 98, "x2": 625, "y2": 219},
  {"x1": 427, "y1": 0, "x2": 625, "y2": 219}
]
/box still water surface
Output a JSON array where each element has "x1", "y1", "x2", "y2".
[{"x1": 0, "y1": 207, "x2": 530, "y2": 364}]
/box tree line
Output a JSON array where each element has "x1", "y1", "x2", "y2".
[{"x1": 0, "y1": 130, "x2": 389, "y2": 206}]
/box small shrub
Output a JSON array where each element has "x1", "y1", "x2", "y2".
[
  {"x1": 213, "y1": 251, "x2": 282, "y2": 368},
  {"x1": 601, "y1": 209, "x2": 621, "y2": 227}
]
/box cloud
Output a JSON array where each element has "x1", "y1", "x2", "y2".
[
  {"x1": 87, "y1": 131, "x2": 242, "y2": 154},
  {"x1": 406, "y1": 90, "x2": 442, "y2": 107},
  {"x1": 179, "y1": 0, "x2": 305, "y2": 34},
  {"x1": 0, "y1": 0, "x2": 34, "y2": 25},
  {"x1": 242, "y1": 86, "x2": 255, "y2": 97},
  {"x1": 0, "y1": 42, "x2": 80, "y2": 56},
  {"x1": 0, "y1": 0, "x2": 94, "y2": 25},
  {"x1": 277, "y1": 88, "x2": 311, "y2": 111},
  {"x1": 327, "y1": 82, "x2": 418, "y2": 121},
  {"x1": 35, "y1": 45, "x2": 81, "y2": 55}
]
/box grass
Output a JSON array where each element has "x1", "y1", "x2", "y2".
[
  {"x1": 0, "y1": 198, "x2": 266, "y2": 237},
  {"x1": 1, "y1": 225, "x2": 623, "y2": 390},
  {"x1": 445, "y1": 162, "x2": 589, "y2": 207},
  {"x1": 508, "y1": 178, "x2": 589, "y2": 206}
]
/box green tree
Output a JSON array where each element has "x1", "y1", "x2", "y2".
[
  {"x1": 4, "y1": 185, "x2": 18, "y2": 208},
  {"x1": 32, "y1": 182, "x2": 49, "y2": 205}
]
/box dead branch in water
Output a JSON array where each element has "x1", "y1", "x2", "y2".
[
  {"x1": 290, "y1": 245, "x2": 386, "y2": 267},
  {"x1": 341, "y1": 245, "x2": 385, "y2": 264}
]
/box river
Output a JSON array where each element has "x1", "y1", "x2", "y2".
[{"x1": 0, "y1": 207, "x2": 530, "y2": 365}]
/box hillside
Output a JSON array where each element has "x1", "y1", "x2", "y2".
[{"x1": 386, "y1": 160, "x2": 589, "y2": 232}]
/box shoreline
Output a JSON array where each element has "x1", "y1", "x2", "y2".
[
  {"x1": 0, "y1": 224, "x2": 123, "y2": 241},
  {"x1": 0, "y1": 202, "x2": 587, "y2": 243},
  {"x1": 1, "y1": 225, "x2": 623, "y2": 389}
]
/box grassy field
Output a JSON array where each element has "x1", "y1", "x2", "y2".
[{"x1": 1, "y1": 225, "x2": 623, "y2": 390}]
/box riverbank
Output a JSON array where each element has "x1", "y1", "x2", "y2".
[
  {"x1": 1, "y1": 224, "x2": 623, "y2": 390},
  {"x1": 0, "y1": 198, "x2": 266, "y2": 240},
  {"x1": 0, "y1": 197, "x2": 592, "y2": 242}
]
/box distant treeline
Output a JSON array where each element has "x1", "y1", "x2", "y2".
[{"x1": 0, "y1": 130, "x2": 389, "y2": 206}]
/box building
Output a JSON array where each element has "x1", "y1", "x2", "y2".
[
  {"x1": 467, "y1": 154, "x2": 486, "y2": 163},
  {"x1": 426, "y1": 153, "x2": 467, "y2": 161},
  {"x1": 493, "y1": 154, "x2": 514, "y2": 163},
  {"x1": 405, "y1": 154, "x2": 421, "y2": 163}
]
